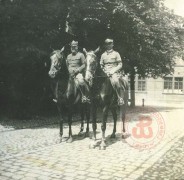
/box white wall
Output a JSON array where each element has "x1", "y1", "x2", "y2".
[{"x1": 134, "y1": 65, "x2": 184, "y2": 105}]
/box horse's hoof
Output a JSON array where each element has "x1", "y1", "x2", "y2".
[
  {"x1": 99, "y1": 146, "x2": 106, "y2": 150},
  {"x1": 61, "y1": 137, "x2": 68, "y2": 142},
  {"x1": 110, "y1": 133, "x2": 116, "y2": 138},
  {"x1": 78, "y1": 131, "x2": 84, "y2": 136},
  {"x1": 59, "y1": 136, "x2": 67, "y2": 142},
  {"x1": 85, "y1": 132, "x2": 90, "y2": 138},
  {"x1": 89, "y1": 141, "x2": 98, "y2": 149},
  {"x1": 122, "y1": 135, "x2": 125, "y2": 139},
  {"x1": 99, "y1": 142, "x2": 106, "y2": 150},
  {"x1": 89, "y1": 144, "x2": 95, "y2": 149},
  {"x1": 122, "y1": 132, "x2": 128, "y2": 139},
  {"x1": 66, "y1": 137, "x2": 73, "y2": 143},
  {"x1": 59, "y1": 135, "x2": 63, "y2": 143}
]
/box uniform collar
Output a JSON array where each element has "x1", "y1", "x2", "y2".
[
  {"x1": 72, "y1": 51, "x2": 78, "y2": 56},
  {"x1": 106, "y1": 49, "x2": 113, "y2": 54}
]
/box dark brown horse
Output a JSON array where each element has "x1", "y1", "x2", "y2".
[
  {"x1": 84, "y1": 48, "x2": 129, "y2": 150},
  {"x1": 48, "y1": 47, "x2": 90, "y2": 143}
]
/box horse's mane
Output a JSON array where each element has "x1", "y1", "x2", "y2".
[
  {"x1": 51, "y1": 50, "x2": 68, "y2": 78},
  {"x1": 50, "y1": 50, "x2": 61, "y2": 57},
  {"x1": 50, "y1": 50, "x2": 69, "y2": 97}
]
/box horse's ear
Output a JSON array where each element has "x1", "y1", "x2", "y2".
[
  {"x1": 94, "y1": 46, "x2": 100, "y2": 54},
  {"x1": 83, "y1": 48, "x2": 87, "y2": 55},
  {"x1": 60, "y1": 46, "x2": 65, "y2": 53},
  {"x1": 50, "y1": 46, "x2": 54, "y2": 51}
]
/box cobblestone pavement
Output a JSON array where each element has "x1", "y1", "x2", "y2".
[
  {"x1": 0, "y1": 105, "x2": 184, "y2": 180},
  {"x1": 138, "y1": 135, "x2": 184, "y2": 180}
]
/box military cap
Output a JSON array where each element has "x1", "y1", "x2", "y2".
[
  {"x1": 70, "y1": 40, "x2": 78, "y2": 46},
  {"x1": 104, "y1": 38, "x2": 113, "y2": 44}
]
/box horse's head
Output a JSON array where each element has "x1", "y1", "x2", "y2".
[
  {"x1": 83, "y1": 47, "x2": 100, "y2": 86},
  {"x1": 48, "y1": 47, "x2": 65, "y2": 78}
]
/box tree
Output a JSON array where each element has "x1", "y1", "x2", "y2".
[
  {"x1": 0, "y1": 0, "x2": 68, "y2": 117},
  {"x1": 65, "y1": 0, "x2": 111, "y2": 49},
  {"x1": 112, "y1": 0, "x2": 183, "y2": 106},
  {"x1": 65, "y1": 0, "x2": 184, "y2": 107},
  {"x1": 0, "y1": 0, "x2": 183, "y2": 117}
]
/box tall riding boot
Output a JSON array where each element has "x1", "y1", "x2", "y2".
[
  {"x1": 116, "y1": 88, "x2": 125, "y2": 106},
  {"x1": 81, "y1": 86, "x2": 91, "y2": 104}
]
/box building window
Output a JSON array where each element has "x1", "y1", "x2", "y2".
[
  {"x1": 174, "y1": 77, "x2": 183, "y2": 93},
  {"x1": 137, "y1": 77, "x2": 146, "y2": 91},
  {"x1": 163, "y1": 77, "x2": 172, "y2": 93},
  {"x1": 163, "y1": 77, "x2": 183, "y2": 94}
]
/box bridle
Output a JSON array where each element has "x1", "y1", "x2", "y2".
[
  {"x1": 86, "y1": 52, "x2": 97, "y2": 76},
  {"x1": 49, "y1": 50, "x2": 64, "y2": 78}
]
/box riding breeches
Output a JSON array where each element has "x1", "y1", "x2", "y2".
[
  {"x1": 109, "y1": 73, "x2": 128, "y2": 99},
  {"x1": 67, "y1": 73, "x2": 90, "y2": 98}
]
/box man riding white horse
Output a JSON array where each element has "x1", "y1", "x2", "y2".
[
  {"x1": 66, "y1": 40, "x2": 90, "y2": 103},
  {"x1": 100, "y1": 38, "x2": 127, "y2": 105}
]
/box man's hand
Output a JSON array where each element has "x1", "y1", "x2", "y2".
[
  {"x1": 71, "y1": 69, "x2": 79, "y2": 77},
  {"x1": 106, "y1": 72, "x2": 112, "y2": 77},
  {"x1": 109, "y1": 69, "x2": 116, "y2": 75},
  {"x1": 106, "y1": 69, "x2": 116, "y2": 77},
  {"x1": 71, "y1": 72, "x2": 75, "y2": 78}
]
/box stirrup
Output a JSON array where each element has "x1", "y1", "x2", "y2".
[
  {"x1": 82, "y1": 96, "x2": 91, "y2": 104},
  {"x1": 53, "y1": 99, "x2": 57, "y2": 103},
  {"x1": 118, "y1": 97, "x2": 124, "y2": 106}
]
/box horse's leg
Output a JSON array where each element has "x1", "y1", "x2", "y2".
[
  {"x1": 117, "y1": 81, "x2": 128, "y2": 138},
  {"x1": 120, "y1": 104, "x2": 127, "y2": 138},
  {"x1": 89, "y1": 100, "x2": 98, "y2": 148},
  {"x1": 56, "y1": 105, "x2": 64, "y2": 142},
  {"x1": 67, "y1": 106, "x2": 73, "y2": 143},
  {"x1": 110, "y1": 107, "x2": 117, "y2": 138},
  {"x1": 100, "y1": 102, "x2": 110, "y2": 150},
  {"x1": 92, "y1": 100, "x2": 97, "y2": 139},
  {"x1": 85, "y1": 103, "x2": 90, "y2": 137},
  {"x1": 78, "y1": 103, "x2": 84, "y2": 135}
]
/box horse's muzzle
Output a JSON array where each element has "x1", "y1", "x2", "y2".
[{"x1": 48, "y1": 70, "x2": 56, "y2": 78}]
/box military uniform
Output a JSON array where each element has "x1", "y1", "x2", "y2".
[
  {"x1": 100, "y1": 50, "x2": 122, "y2": 75},
  {"x1": 66, "y1": 41, "x2": 90, "y2": 103},
  {"x1": 100, "y1": 39, "x2": 127, "y2": 105},
  {"x1": 66, "y1": 51, "x2": 85, "y2": 75}
]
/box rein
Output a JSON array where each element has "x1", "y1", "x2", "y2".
[{"x1": 94, "y1": 75, "x2": 107, "y2": 78}]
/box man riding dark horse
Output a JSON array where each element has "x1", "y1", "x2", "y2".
[
  {"x1": 66, "y1": 40, "x2": 90, "y2": 104},
  {"x1": 84, "y1": 40, "x2": 129, "y2": 150},
  {"x1": 48, "y1": 46, "x2": 91, "y2": 143},
  {"x1": 100, "y1": 38, "x2": 127, "y2": 106}
]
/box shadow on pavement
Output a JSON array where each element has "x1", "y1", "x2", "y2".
[
  {"x1": 0, "y1": 105, "x2": 183, "y2": 131},
  {"x1": 137, "y1": 135, "x2": 184, "y2": 180}
]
